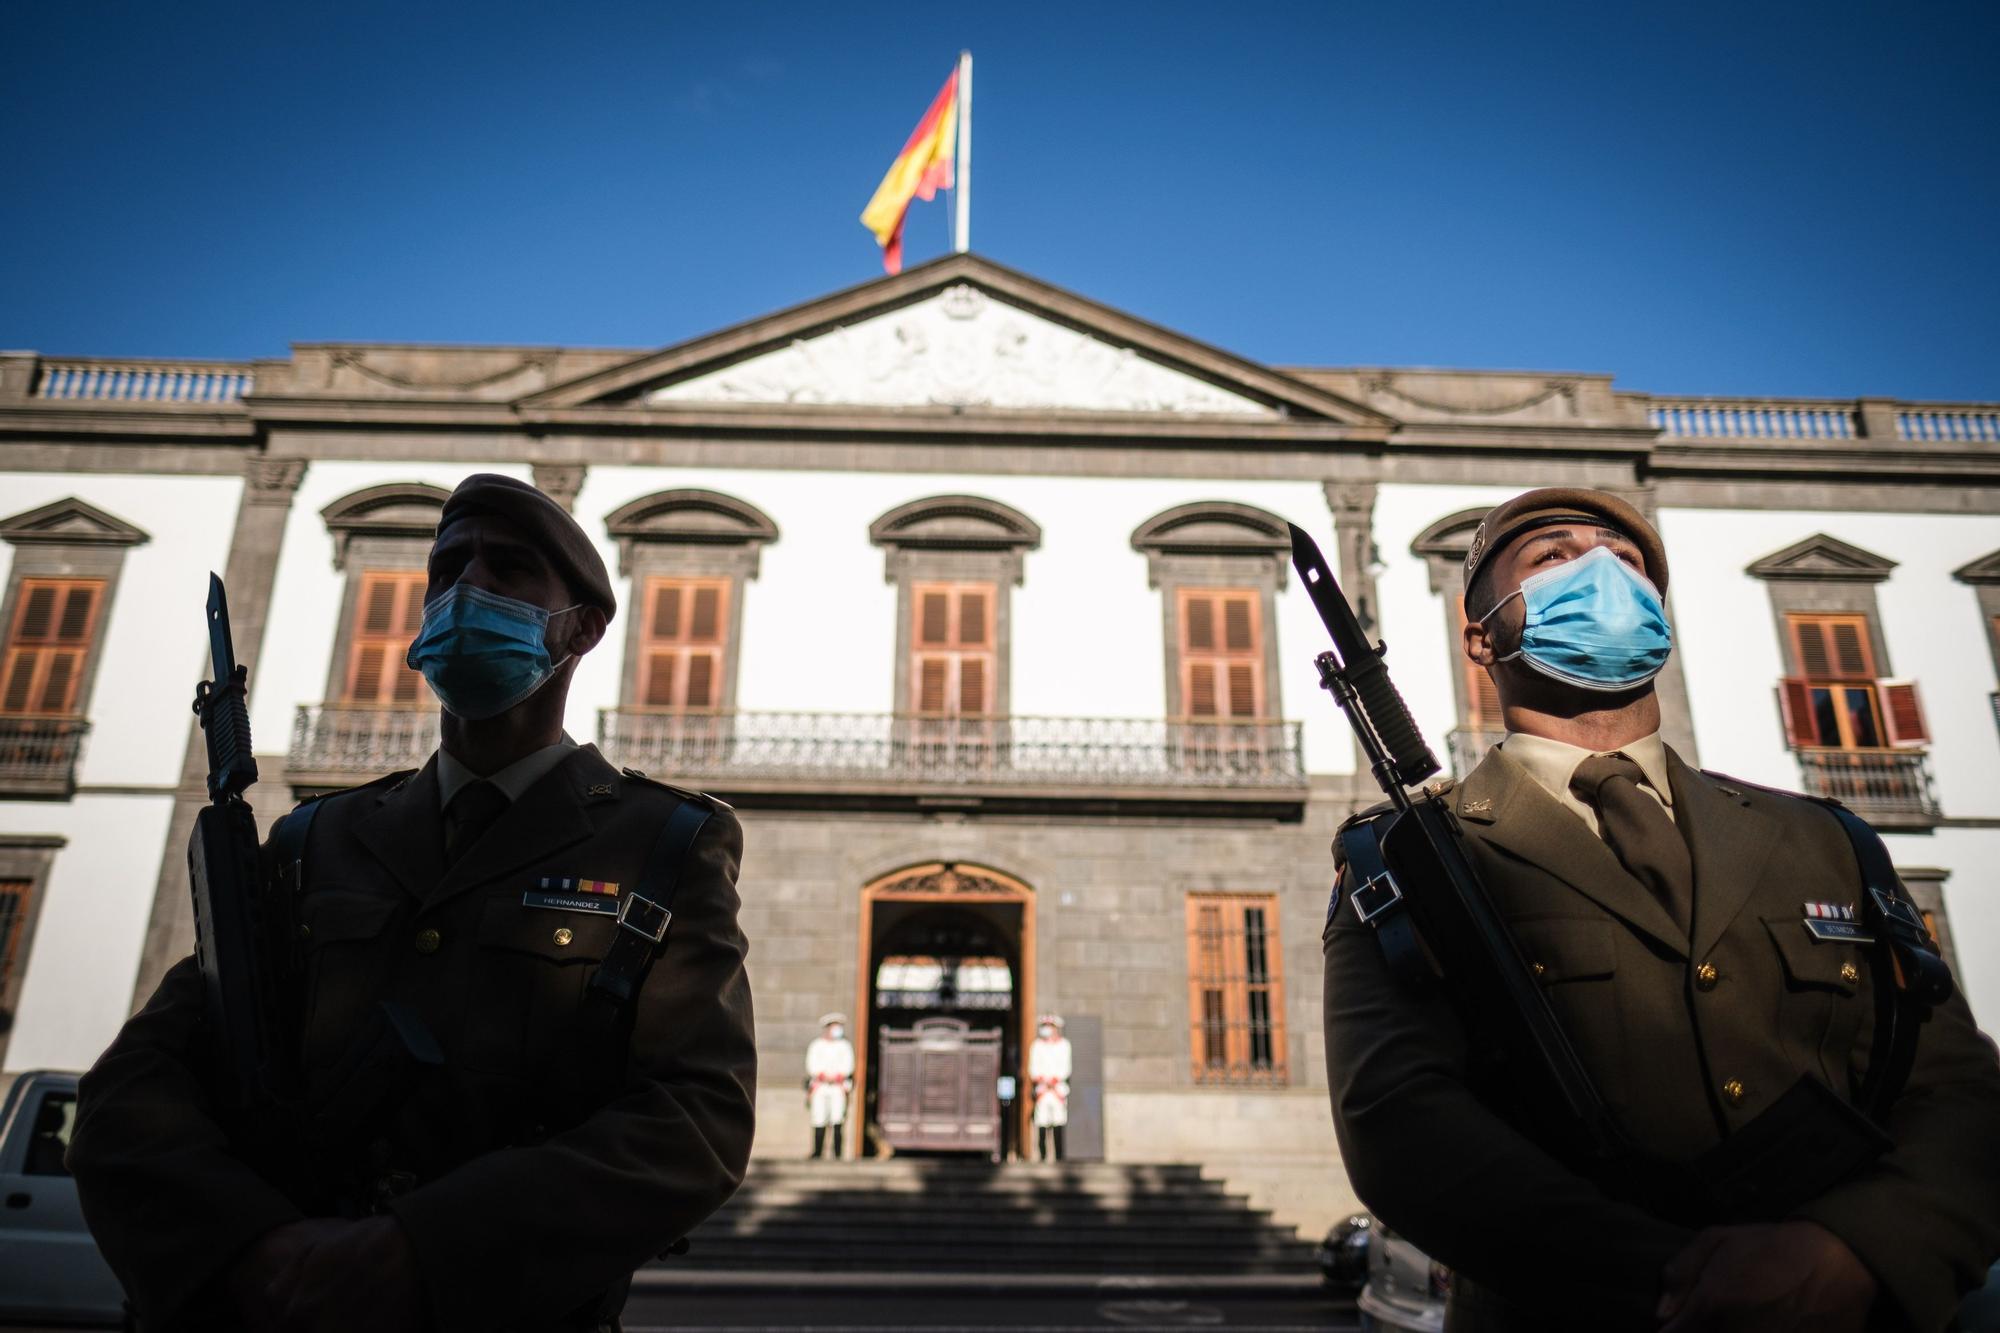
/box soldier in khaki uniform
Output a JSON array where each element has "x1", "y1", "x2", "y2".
[
  {"x1": 69, "y1": 474, "x2": 758, "y2": 1333},
  {"x1": 1323, "y1": 489, "x2": 2000, "y2": 1332}
]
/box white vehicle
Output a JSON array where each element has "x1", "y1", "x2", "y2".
[
  {"x1": 1355, "y1": 1220, "x2": 1447, "y2": 1333},
  {"x1": 0, "y1": 1071, "x2": 125, "y2": 1327}
]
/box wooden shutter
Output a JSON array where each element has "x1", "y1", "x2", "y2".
[
  {"x1": 1777, "y1": 678, "x2": 1821, "y2": 748},
  {"x1": 1180, "y1": 589, "x2": 1263, "y2": 720},
  {"x1": 1, "y1": 579, "x2": 105, "y2": 716},
  {"x1": 1879, "y1": 681, "x2": 1929, "y2": 747},
  {"x1": 910, "y1": 583, "x2": 995, "y2": 716},
  {"x1": 1183, "y1": 892, "x2": 1287, "y2": 1086},
  {"x1": 344, "y1": 572, "x2": 429, "y2": 705},
  {"x1": 1789, "y1": 613, "x2": 1876, "y2": 681},
  {"x1": 640, "y1": 577, "x2": 729, "y2": 710},
  {"x1": 0, "y1": 879, "x2": 32, "y2": 995}
]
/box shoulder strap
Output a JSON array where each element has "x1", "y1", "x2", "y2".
[
  {"x1": 559, "y1": 797, "x2": 712, "y2": 1118},
  {"x1": 1810, "y1": 798, "x2": 1954, "y2": 1118},
  {"x1": 270, "y1": 799, "x2": 322, "y2": 894},
  {"x1": 1337, "y1": 814, "x2": 1434, "y2": 990}
]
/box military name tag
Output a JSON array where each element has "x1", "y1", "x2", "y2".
[
  {"x1": 523, "y1": 891, "x2": 618, "y2": 916},
  {"x1": 1802, "y1": 917, "x2": 1875, "y2": 945}
]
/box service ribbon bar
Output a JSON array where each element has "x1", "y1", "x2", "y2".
[{"x1": 539, "y1": 877, "x2": 620, "y2": 896}]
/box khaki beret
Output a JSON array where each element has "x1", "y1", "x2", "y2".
[
  {"x1": 1464, "y1": 487, "x2": 1667, "y2": 598},
  {"x1": 436, "y1": 474, "x2": 616, "y2": 620}
]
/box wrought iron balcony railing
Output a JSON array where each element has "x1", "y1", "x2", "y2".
[
  {"x1": 597, "y1": 709, "x2": 1306, "y2": 795},
  {"x1": 1445, "y1": 726, "x2": 1508, "y2": 781},
  {"x1": 290, "y1": 704, "x2": 440, "y2": 785},
  {"x1": 1793, "y1": 747, "x2": 1941, "y2": 824},
  {"x1": 0, "y1": 716, "x2": 91, "y2": 797}
]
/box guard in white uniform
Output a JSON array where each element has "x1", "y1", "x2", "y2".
[
  {"x1": 1028, "y1": 1014, "x2": 1072, "y2": 1162},
  {"x1": 805, "y1": 1012, "x2": 855, "y2": 1159}
]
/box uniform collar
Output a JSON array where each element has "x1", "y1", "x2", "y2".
[
  {"x1": 1502, "y1": 729, "x2": 1674, "y2": 811},
  {"x1": 436, "y1": 733, "x2": 578, "y2": 810}
]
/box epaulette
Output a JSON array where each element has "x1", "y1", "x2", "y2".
[
  {"x1": 620, "y1": 767, "x2": 735, "y2": 813},
  {"x1": 287, "y1": 767, "x2": 416, "y2": 813}
]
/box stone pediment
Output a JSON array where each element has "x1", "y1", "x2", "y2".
[
  {"x1": 523, "y1": 254, "x2": 1389, "y2": 426},
  {"x1": 1746, "y1": 533, "x2": 1897, "y2": 583},
  {"x1": 1954, "y1": 550, "x2": 2000, "y2": 585},
  {"x1": 0, "y1": 497, "x2": 150, "y2": 548}
]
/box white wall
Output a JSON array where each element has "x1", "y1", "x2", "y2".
[
  {"x1": 2, "y1": 796, "x2": 176, "y2": 1071},
  {"x1": 0, "y1": 472, "x2": 240, "y2": 1073},
  {"x1": 572, "y1": 468, "x2": 1351, "y2": 772},
  {"x1": 0, "y1": 472, "x2": 243, "y2": 786}
]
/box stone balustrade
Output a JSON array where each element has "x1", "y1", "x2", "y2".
[
  {"x1": 598, "y1": 709, "x2": 1308, "y2": 794},
  {"x1": 31, "y1": 358, "x2": 254, "y2": 403},
  {"x1": 1898, "y1": 407, "x2": 2000, "y2": 442},
  {"x1": 1649, "y1": 399, "x2": 1858, "y2": 440}
]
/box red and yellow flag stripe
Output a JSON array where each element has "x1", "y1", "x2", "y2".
[{"x1": 860, "y1": 69, "x2": 958, "y2": 275}]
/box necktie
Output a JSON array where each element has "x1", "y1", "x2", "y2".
[
  {"x1": 1569, "y1": 753, "x2": 1692, "y2": 937},
  {"x1": 444, "y1": 779, "x2": 509, "y2": 866}
]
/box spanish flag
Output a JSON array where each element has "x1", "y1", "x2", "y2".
[{"x1": 860, "y1": 69, "x2": 959, "y2": 275}]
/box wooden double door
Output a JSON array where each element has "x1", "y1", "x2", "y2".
[{"x1": 876, "y1": 1017, "x2": 1002, "y2": 1153}]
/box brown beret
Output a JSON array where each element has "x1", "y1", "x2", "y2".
[
  {"x1": 436, "y1": 474, "x2": 616, "y2": 620},
  {"x1": 1464, "y1": 487, "x2": 1667, "y2": 598}
]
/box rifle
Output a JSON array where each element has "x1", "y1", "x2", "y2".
[
  {"x1": 1292, "y1": 524, "x2": 1899, "y2": 1221},
  {"x1": 188, "y1": 573, "x2": 294, "y2": 1116},
  {"x1": 1287, "y1": 524, "x2": 1630, "y2": 1164}
]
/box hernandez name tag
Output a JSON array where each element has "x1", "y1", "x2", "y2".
[{"x1": 523, "y1": 890, "x2": 618, "y2": 916}]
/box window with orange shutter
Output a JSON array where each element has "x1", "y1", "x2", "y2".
[
  {"x1": 910, "y1": 583, "x2": 995, "y2": 716},
  {"x1": 1185, "y1": 892, "x2": 1287, "y2": 1086},
  {"x1": 639, "y1": 578, "x2": 729, "y2": 710},
  {"x1": 0, "y1": 879, "x2": 34, "y2": 997},
  {"x1": 1, "y1": 579, "x2": 106, "y2": 716},
  {"x1": 1776, "y1": 612, "x2": 1928, "y2": 750},
  {"x1": 344, "y1": 572, "x2": 430, "y2": 706},
  {"x1": 1179, "y1": 589, "x2": 1263, "y2": 721}
]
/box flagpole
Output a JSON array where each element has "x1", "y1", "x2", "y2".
[{"x1": 953, "y1": 50, "x2": 972, "y2": 254}]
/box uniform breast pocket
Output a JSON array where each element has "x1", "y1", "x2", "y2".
[
  {"x1": 298, "y1": 892, "x2": 402, "y2": 1071},
  {"x1": 1510, "y1": 915, "x2": 1626, "y2": 1104},
  {"x1": 1762, "y1": 915, "x2": 1866, "y2": 1090},
  {"x1": 461, "y1": 897, "x2": 619, "y2": 1076}
]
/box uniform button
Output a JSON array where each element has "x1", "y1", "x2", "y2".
[
  {"x1": 1840, "y1": 961, "x2": 1860, "y2": 985},
  {"x1": 1532, "y1": 962, "x2": 1547, "y2": 980},
  {"x1": 415, "y1": 927, "x2": 441, "y2": 955},
  {"x1": 298, "y1": 923, "x2": 312, "y2": 941},
  {"x1": 1695, "y1": 962, "x2": 1719, "y2": 991},
  {"x1": 553, "y1": 927, "x2": 574, "y2": 947},
  {"x1": 1721, "y1": 1078, "x2": 1746, "y2": 1108}
]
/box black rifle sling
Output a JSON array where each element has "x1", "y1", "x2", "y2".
[
  {"x1": 569, "y1": 799, "x2": 713, "y2": 1102},
  {"x1": 270, "y1": 800, "x2": 320, "y2": 893},
  {"x1": 1337, "y1": 816, "x2": 1430, "y2": 990},
  {"x1": 1812, "y1": 799, "x2": 1954, "y2": 1119}
]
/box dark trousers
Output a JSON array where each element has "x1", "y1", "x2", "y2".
[{"x1": 1037, "y1": 1125, "x2": 1065, "y2": 1161}]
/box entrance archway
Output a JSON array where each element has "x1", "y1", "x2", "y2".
[{"x1": 853, "y1": 862, "x2": 1035, "y2": 1159}]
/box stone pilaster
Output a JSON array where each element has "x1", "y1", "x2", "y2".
[
  {"x1": 131, "y1": 457, "x2": 307, "y2": 1008},
  {"x1": 1322, "y1": 481, "x2": 1381, "y2": 778},
  {"x1": 531, "y1": 463, "x2": 586, "y2": 513}
]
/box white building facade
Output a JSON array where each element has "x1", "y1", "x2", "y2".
[{"x1": 1, "y1": 255, "x2": 1995, "y2": 1231}]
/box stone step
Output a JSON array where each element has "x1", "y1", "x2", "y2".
[
  {"x1": 696, "y1": 1217, "x2": 1294, "y2": 1244},
  {"x1": 711, "y1": 1198, "x2": 1275, "y2": 1224},
  {"x1": 720, "y1": 1184, "x2": 1249, "y2": 1208}
]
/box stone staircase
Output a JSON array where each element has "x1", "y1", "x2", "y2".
[{"x1": 671, "y1": 1158, "x2": 1320, "y2": 1276}]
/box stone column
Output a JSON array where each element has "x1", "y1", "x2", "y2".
[
  {"x1": 1322, "y1": 481, "x2": 1381, "y2": 778},
  {"x1": 131, "y1": 457, "x2": 307, "y2": 1008},
  {"x1": 531, "y1": 463, "x2": 586, "y2": 513}
]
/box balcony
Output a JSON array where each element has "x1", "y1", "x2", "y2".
[
  {"x1": 289, "y1": 704, "x2": 439, "y2": 792},
  {"x1": 597, "y1": 710, "x2": 1308, "y2": 817},
  {"x1": 1793, "y1": 748, "x2": 1941, "y2": 828},
  {"x1": 0, "y1": 717, "x2": 91, "y2": 798},
  {"x1": 1445, "y1": 726, "x2": 1507, "y2": 781}
]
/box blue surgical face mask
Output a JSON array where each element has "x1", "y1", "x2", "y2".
[
  {"x1": 1481, "y1": 546, "x2": 1673, "y2": 692},
  {"x1": 405, "y1": 584, "x2": 578, "y2": 721}
]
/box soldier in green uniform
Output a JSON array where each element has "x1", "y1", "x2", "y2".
[
  {"x1": 69, "y1": 474, "x2": 757, "y2": 1333},
  {"x1": 1323, "y1": 488, "x2": 2000, "y2": 1332}
]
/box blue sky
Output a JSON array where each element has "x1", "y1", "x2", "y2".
[{"x1": 3, "y1": 2, "x2": 1995, "y2": 398}]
